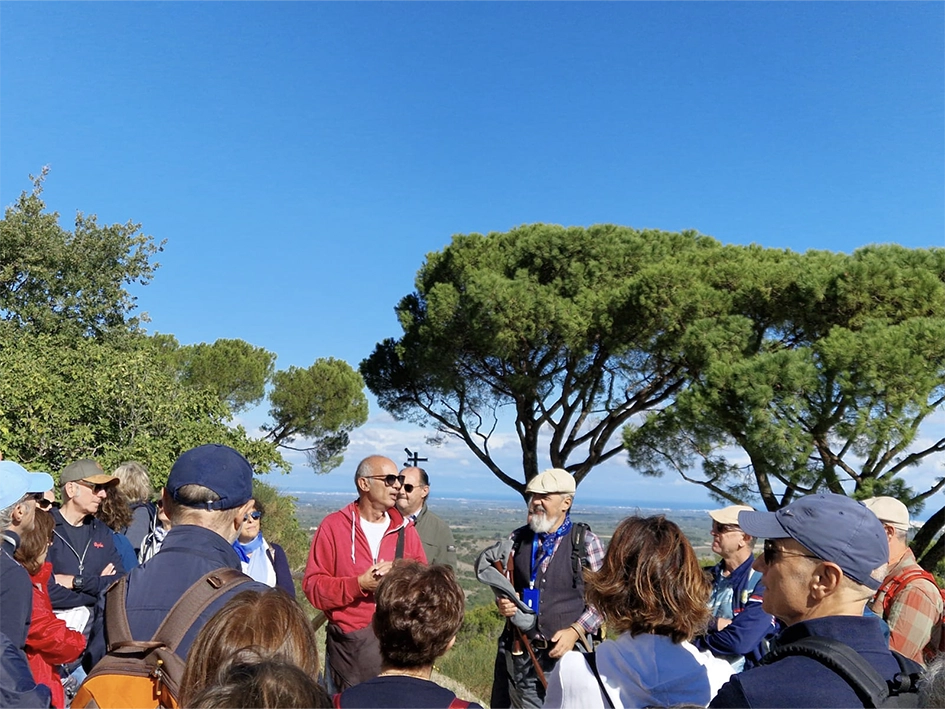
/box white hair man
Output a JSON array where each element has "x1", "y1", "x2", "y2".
[{"x1": 865, "y1": 496, "x2": 944, "y2": 664}]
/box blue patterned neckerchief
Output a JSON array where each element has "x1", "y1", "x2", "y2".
[{"x1": 533, "y1": 512, "x2": 573, "y2": 573}]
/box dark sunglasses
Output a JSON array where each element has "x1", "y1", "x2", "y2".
[
  {"x1": 711, "y1": 522, "x2": 740, "y2": 535},
  {"x1": 247, "y1": 510, "x2": 262, "y2": 520},
  {"x1": 74, "y1": 480, "x2": 109, "y2": 493},
  {"x1": 763, "y1": 538, "x2": 821, "y2": 566},
  {"x1": 30, "y1": 493, "x2": 53, "y2": 510},
  {"x1": 365, "y1": 474, "x2": 405, "y2": 488}
]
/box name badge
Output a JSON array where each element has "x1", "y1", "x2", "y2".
[{"x1": 522, "y1": 587, "x2": 540, "y2": 613}]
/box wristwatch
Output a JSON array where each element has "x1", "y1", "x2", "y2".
[{"x1": 72, "y1": 575, "x2": 85, "y2": 592}]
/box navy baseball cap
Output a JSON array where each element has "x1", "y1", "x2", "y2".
[
  {"x1": 166, "y1": 444, "x2": 253, "y2": 511},
  {"x1": 738, "y1": 493, "x2": 888, "y2": 590}
]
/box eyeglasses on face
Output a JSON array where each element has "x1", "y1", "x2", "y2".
[
  {"x1": 245, "y1": 510, "x2": 262, "y2": 520},
  {"x1": 364, "y1": 474, "x2": 405, "y2": 488},
  {"x1": 711, "y1": 522, "x2": 740, "y2": 535},
  {"x1": 30, "y1": 493, "x2": 53, "y2": 510},
  {"x1": 74, "y1": 480, "x2": 109, "y2": 494},
  {"x1": 763, "y1": 538, "x2": 821, "y2": 566}
]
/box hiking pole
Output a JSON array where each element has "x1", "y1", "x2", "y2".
[{"x1": 491, "y1": 560, "x2": 548, "y2": 690}]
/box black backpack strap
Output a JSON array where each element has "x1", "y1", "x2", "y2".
[
  {"x1": 570, "y1": 522, "x2": 590, "y2": 588},
  {"x1": 395, "y1": 526, "x2": 405, "y2": 559},
  {"x1": 584, "y1": 652, "x2": 615, "y2": 709},
  {"x1": 762, "y1": 636, "x2": 891, "y2": 708}
]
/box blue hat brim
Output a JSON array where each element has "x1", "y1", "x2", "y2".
[{"x1": 738, "y1": 509, "x2": 791, "y2": 539}]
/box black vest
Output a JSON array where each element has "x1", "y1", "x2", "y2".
[{"x1": 511, "y1": 525, "x2": 586, "y2": 640}]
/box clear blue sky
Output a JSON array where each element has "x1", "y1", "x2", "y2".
[{"x1": 2, "y1": 2, "x2": 942, "y2": 507}]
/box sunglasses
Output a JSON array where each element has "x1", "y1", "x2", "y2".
[
  {"x1": 364, "y1": 474, "x2": 405, "y2": 488},
  {"x1": 246, "y1": 511, "x2": 262, "y2": 520},
  {"x1": 30, "y1": 493, "x2": 53, "y2": 510},
  {"x1": 74, "y1": 480, "x2": 109, "y2": 494},
  {"x1": 763, "y1": 538, "x2": 821, "y2": 566},
  {"x1": 711, "y1": 522, "x2": 740, "y2": 535}
]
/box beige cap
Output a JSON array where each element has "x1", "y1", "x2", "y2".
[
  {"x1": 525, "y1": 468, "x2": 576, "y2": 495},
  {"x1": 863, "y1": 496, "x2": 910, "y2": 532},
  {"x1": 60, "y1": 459, "x2": 119, "y2": 487},
  {"x1": 708, "y1": 504, "x2": 755, "y2": 526}
]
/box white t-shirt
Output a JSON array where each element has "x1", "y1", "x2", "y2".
[{"x1": 360, "y1": 514, "x2": 389, "y2": 562}]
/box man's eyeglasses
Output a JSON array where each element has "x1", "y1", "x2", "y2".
[
  {"x1": 763, "y1": 539, "x2": 821, "y2": 566},
  {"x1": 74, "y1": 480, "x2": 109, "y2": 494},
  {"x1": 711, "y1": 522, "x2": 740, "y2": 535},
  {"x1": 364, "y1": 474, "x2": 405, "y2": 488},
  {"x1": 30, "y1": 493, "x2": 53, "y2": 510}
]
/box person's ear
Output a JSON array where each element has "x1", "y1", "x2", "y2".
[
  {"x1": 235, "y1": 500, "x2": 255, "y2": 530},
  {"x1": 11, "y1": 502, "x2": 25, "y2": 524},
  {"x1": 810, "y1": 562, "x2": 843, "y2": 599},
  {"x1": 560, "y1": 495, "x2": 573, "y2": 512}
]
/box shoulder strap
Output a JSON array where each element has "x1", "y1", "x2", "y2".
[
  {"x1": 395, "y1": 527, "x2": 405, "y2": 560},
  {"x1": 762, "y1": 636, "x2": 894, "y2": 708},
  {"x1": 570, "y1": 522, "x2": 590, "y2": 588},
  {"x1": 447, "y1": 698, "x2": 471, "y2": 708},
  {"x1": 103, "y1": 576, "x2": 135, "y2": 649},
  {"x1": 881, "y1": 567, "x2": 944, "y2": 616},
  {"x1": 584, "y1": 652, "x2": 615, "y2": 709},
  {"x1": 332, "y1": 692, "x2": 343, "y2": 709},
  {"x1": 151, "y1": 568, "x2": 250, "y2": 652}
]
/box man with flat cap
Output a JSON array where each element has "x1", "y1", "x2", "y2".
[
  {"x1": 0, "y1": 460, "x2": 55, "y2": 651},
  {"x1": 694, "y1": 504, "x2": 777, "y2": 671},
  {"x1": 710, "y1": 493, "x2": 918, "y2": 708},
  {"x1": 865, "y1": 496, "x2": 944, "y2": 664},
  {"x1": 488, "y1": 468, "x2": 604, "y2": 709}
]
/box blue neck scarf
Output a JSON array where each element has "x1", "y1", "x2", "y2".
[
  {"x1": 233, "y1": 533, "x2": 263, "y2": 563},
  {"x1": 534, "y1": 513, "x2": 573, "y2": 569}
]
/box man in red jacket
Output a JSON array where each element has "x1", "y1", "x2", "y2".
[{"x1": 303, "y1": 455, "x2": 427, "y2": 692}]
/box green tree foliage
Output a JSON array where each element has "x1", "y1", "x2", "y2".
[
  {"x1": 0, "y1": 329, "x2": 286, "y2": 484},
  {"x1": 177, "y1": 338, "x2": 276, "y2": 412},
  {"x1": 361, "y1": 223, "x2": 732, "y2": 496},
  {"x1": 264, "y1": 358, "x2": 369, "y2": 473},
  {"x1": 0, "y1": 168, "x2": 164, "y2": 339},
  {"x1": 622, "y1": 245, "x2": 945, "y2": 568}
]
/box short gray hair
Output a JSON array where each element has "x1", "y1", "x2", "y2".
[
  {"x1": 0, "y1": 493, "x2": 30, "y2": 531},
  {"x1": 112, "y1": 461, "x2": 153, "y2": 503}
]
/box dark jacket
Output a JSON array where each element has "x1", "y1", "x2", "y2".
[
  {"x1": 119, "y1": 525, "x2": 267, "y2": 660},
  {"x1": 47, "y1": 508, "x2": 125, "y2": 609},
  {"x1": 0, "y1": 535, "x2": 32, "y2": 651},
  {"x1": 0, "y1": 631, "x2": 51, "y2": 709},
  {"x1": 695, "y1": 555, "x2": 777, "y2": 669},
  {"x1": 266, "y1": 540, "x2": 295, "y2": 598},
  {"x1": 709, "y1": 615, "x2": 902, "y2": 708}
]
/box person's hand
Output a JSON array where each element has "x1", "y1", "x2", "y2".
[
  {"x1": 54, "y1": 574, "x2": 74, "y2": 588},
  {"x1": 549, "y1": 626, "x2": 580, "y2": 658},
  {"x1": 495, "y1": 596, "x2": 518, "y2": 618},
  {"x1": 716, "y1": 617, "x2": 733, "y2": 631},
  {"x1": 357, "y1": 561, "x2": 392, "y2": 593}
]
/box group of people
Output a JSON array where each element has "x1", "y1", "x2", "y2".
[{"x1": 2, "y1": 445, "x2": 944, "y2": 709}]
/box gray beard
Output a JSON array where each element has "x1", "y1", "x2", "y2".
[{"x1": 528, "y1": 513, "x2": 556, "y2": 535}]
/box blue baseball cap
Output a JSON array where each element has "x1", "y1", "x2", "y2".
[
  {"x1": 738, "y1": 493, "x2": 888, "y2": 590},
  {"x1": 0, "y1": 461, "x2": 55, "y2": 510},
  {"x1": 165, "y1": 444, "x2": 254, "y2": 511}
]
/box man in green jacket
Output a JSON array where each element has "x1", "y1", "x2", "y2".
[{"x1": 396, "y1": 467, "x2": 457, "y2": 568}]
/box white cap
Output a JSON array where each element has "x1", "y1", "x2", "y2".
[
  {"x1": 525, "y1": 468, "x2": 576, "y2": 495},
  {"x1": 708, "y1": 504, "x2": 755, "y2": 526},
  {"x1": 863, "y1": 496, "x2": 910, "y2": 532}
]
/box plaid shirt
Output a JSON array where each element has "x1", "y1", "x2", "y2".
[
  {"x1": 510, "y1": 525, "x2": 606, "y2": 634},
  {"x1": 870, "y1": 549, "x2": 944, "y2": 664}
]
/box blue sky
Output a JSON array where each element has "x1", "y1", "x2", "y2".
[{"x1": 2, "y1": 2, "x2": 943, "y2": 508}]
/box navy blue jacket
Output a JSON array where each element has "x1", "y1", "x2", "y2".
[
  {"x1": 118, "y1": 525, "x2": 267, "y2": 660},
  {"x1": 267, "y1": 541, "x2": 295, "y2": 598},
  {"x1": 47, "y1": 508, "x2": 125, "y2": 609},
  {"x1": 0, "y1": 631, "x2": 51, "y2": 708},
  {"x1": 0, "y1": 535, "x2": 32, "y2": 651},
  {"x1": 709, "y1": 615, "x2": 902, "y2": 708},
  {"x1": 695, "y1": 555, "x2": 778, "y2": 669}
]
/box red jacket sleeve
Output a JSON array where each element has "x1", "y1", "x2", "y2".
[
  {"x1": 26, "y1": 589, "x2": 86, "y2": 665},
  {"x1": 303, "y1": 513, "x2": 366, "y2": 612}
]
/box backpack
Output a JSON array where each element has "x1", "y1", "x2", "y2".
[
  {"x1": 761, "y1": 635, "x2": 923, "y2": 708},
  {"x1": 877, "y1": 565, "x2": 945, "y2": 663},
  {"x1": 71, "y1": 568, "x2": 250, "y2": 709},
  {"x1": 138, "y1": 504, "x2": 163, "y2": 564}
]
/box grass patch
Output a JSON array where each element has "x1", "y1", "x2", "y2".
[{"x1": 438, "y1": 602, "x2": 505, "y2": 703}]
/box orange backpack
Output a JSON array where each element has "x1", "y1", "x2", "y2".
[{"x1": 72, "y1": 568, "x2": 250, "y2": 709}]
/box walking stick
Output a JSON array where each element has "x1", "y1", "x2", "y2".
[{"x1": 491, "y1": 559, "x2": 548, "y2": 690}]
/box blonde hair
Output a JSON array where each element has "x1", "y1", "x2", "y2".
[{"x1": 112, "y1": 461, "x2": 153, "y2": 503}]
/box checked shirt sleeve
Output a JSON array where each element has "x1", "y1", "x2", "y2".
[
  {"x1": 574, "y1": 530, "x2": 605, "y2": 634},
  {"x1": 886, "y1": 578, "x2": 944, "y2": 663}
]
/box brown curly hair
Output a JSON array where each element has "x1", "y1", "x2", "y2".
[
  {"x1": 14, "y1": 509, "x2": 54, "y2": 575},
  {"x1": 585, "y1": 515, "x2": 711, "y2": 643}
]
